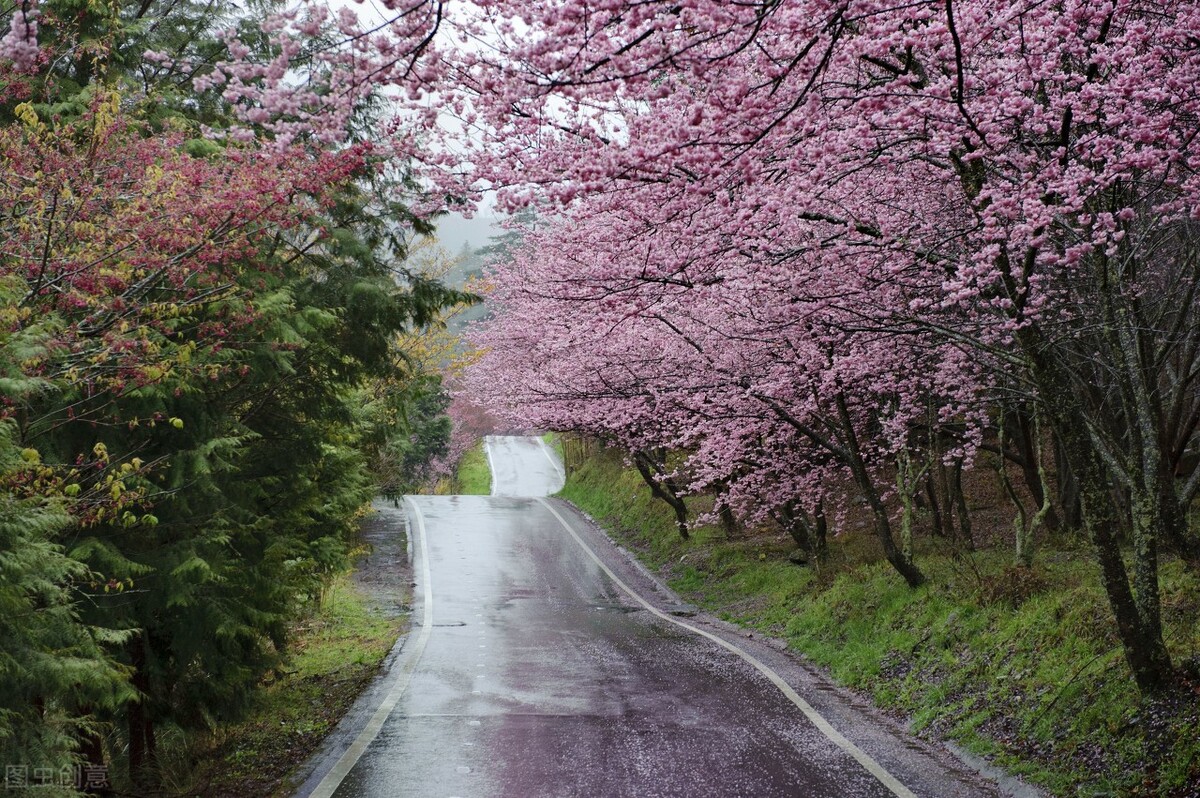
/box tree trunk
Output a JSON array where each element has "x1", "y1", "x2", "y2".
[
  {"x1": 924, "y1": 470, "x2": 945, "y2": 538},
  {"x1": 144, "y1": 715, "x2": 157, "y2": 770},
  {"x1": 1019, "y1": 327, "x2": 1173, "y2": 693},
  {"x1": 632, "y1": 450, "x2": 689, "y2": 540},
  {"x1": 1159, "y1": 476, "x2": 1200, "y2": 567},
  {"x1": 1013, "y1": 409, "x2": 1062, "y2": 532},
  {"x1": 127, "y1": 639, "x2": 151, "y2": 786},
  {"x1": 1055, "y1": 435, "x2": 1084, "y2": 530},
  {"x1": 777, "y1": 500, "x2": 828, "y2": 563},
  {"x1": 77, "y1": 707, "x2": 112, "y2": 796},
  {"x1": 812, "y1": 500, "x2": 829, "y2": 561},
  {"x1": 997, "y1": 416, "x2": 1034, "y2": 566},
  {"x1": 777, "y1": 503, "x2": 812, "y2": 552},
  {"x1": 711, "y1": 480, "x2": 740, "y2": 539},
  {"x1": 934, "y1": 455, "x2": 963, "y2": 547},
  {"x1": 834, "y1": 393, "x2": 925, "y2": 587},
  {"x1": 719, "y1": 504, "x2": 739, "y2": 539},
  {"x1": 949, "y1": 460, "x2": 974, "y2": 551},
  {"x1": 1076, "y1": 453, "x2": 1173, "y2": 693},
  {"x1": 896, "y1": 446, "x2": 927, "y2": 562}
]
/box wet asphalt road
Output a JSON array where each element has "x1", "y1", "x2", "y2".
[
  {"x1": 483, "y1": 436, "x2": 565, "y2": 497},
  {"x1": 297, "y1": 435, "x2": 1012, "y2": 798}
]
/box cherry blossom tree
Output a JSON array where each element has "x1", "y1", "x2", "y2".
[
  {"x1": 450, "y1": 0, "x2": 1200, "y2": 693},
  {"x1": 466, "y1": 188, "x2": 989, "y2": 586}
]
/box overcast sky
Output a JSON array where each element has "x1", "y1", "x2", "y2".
[
  {"x1": 317, "y1": 1, "x2": 505, "y2": 249},
  {"x1": 435, "y1": 212, "x2": 501, "y2": 253}
]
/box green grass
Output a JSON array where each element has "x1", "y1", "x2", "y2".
[
  {"x1": 173, "y1": 576, "x2": 406, "y2": 797},
  {"x1": 560, "y1": 446, "x2": 1200, "y2": 797},
  {"x1": 558, "y1": 450, "x2": 723, "y2": 565},
  {"x1": 454, "y1": 440, "x2": 491, "y2": 495},
  {"x1": 542, "y1": 431, "x2": 565, "y2": 461}
]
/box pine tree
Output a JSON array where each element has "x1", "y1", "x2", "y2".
[{"x1": 0, "y1": 283, "x2": 131, "y2": 794}]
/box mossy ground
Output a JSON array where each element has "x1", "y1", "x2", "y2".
[{"x1": 560, "y1": 446, "x2": 1200, "y2": 798}]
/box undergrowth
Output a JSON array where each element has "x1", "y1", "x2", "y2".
[{"x1": 171, "y1": 575, "x2": 404, "y2": 798}]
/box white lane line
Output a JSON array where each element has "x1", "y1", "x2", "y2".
[
  {"x1": 307, "y1": 498, "x2": 435, "y2": 798},
  {"x1": 535, "y1": 498, "x2": 920, "y2": 798},
  {"x1": 536, "y1": 436, "x2": 566, "y2": 480},
  {"x1": 483, "y1": 436, "x2": 498, "y2": 496}
]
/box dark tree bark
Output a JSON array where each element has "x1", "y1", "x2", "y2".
[
  {"x1": 924, "y1": 470, "x2": 946, "y2": 538},
  {"x1": 1011, "y1": 409, "x2": 1062, "y2": 532},
  {"x1": 776, "y1": 499, "x2": 829, "y2": 563},
  {"x1": 719, "y1": 504, "x2": 739, "y2": 539},
  {"x1": 127, "y1": 639, "x2": 156, "y2": 786},
  {"x1": 632, "y1": 449, "x2": 690, "y2": 540},
  {"x1": 1055, "y1": 438, "x2": 1084, "y2": 530},
  {"x1": 1020, "y1": 326, "x2": 1174, "y2": 694},
  {"x1": 834, "y1": 393, "x2": 926, "y2": 587},
  {"x1": 948, "y1": 460, "x2": 974, "y2": 550}
]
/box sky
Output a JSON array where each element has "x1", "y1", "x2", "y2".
[
  {"x1": 435, "y1": 212, "x2": 502, "y2": 252},
  {"x1": 320, "y1": 0, "x2": 505, "y2": 252}
]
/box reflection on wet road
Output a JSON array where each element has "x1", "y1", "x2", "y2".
[{"x1": 302, "y1": 436, "x2": 1003, "y2": 798}]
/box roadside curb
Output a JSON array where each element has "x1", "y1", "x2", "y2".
[
  {"x1": 288, "y1": 504, "x2": 418, "y2": 798},
  {"x1": 554, "y1": 496, "x2": 1047, "y2": 798}
]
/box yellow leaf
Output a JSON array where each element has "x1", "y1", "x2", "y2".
[{"x1": 13, "y1": 102, "x2": 40, "y2": 130}]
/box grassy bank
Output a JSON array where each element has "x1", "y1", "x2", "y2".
[
  {"x1": 560, "y1": 447, "x2": 1200, "y2": 797},
  {"x1": 454, "y1": 440, "x2": 491, "y2": 495},
  {"x1": 169, "y1": 575, "x2": 405, "y2": 797},
  {"x1": 542, "y1": 431, "x2": 564, "y2": 460}
]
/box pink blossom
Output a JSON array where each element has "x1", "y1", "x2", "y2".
[{"x1": 1, "y1": 4, "x2": 39, "y2": 73}]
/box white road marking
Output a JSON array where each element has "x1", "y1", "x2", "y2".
[
  {"x1": 306, "y1": 499, "x2": 435, "y2": 798},
  {"x1": 535, "y1": 497, "x2": 920, "y2": 798},
  {"x1": 483, "y1": 436, "x2": 498, "y2": 496},
  {"x1": 537, "y1": 436, "x2": 566, "y2": 480}
]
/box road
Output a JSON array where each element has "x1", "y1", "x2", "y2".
[
  {"x1": 295, "y1": 435, "x2": 1019, "y2": 798},
  {"x1": 483, "y1": 435, "x2": 566, "y2": 496}
]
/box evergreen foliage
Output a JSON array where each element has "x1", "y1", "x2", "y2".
[
  {"x1": 0, "y1": 0, "x2": 466, "y2": 788},
  {"x1": 0, "y1": 291, "x2": 132, "y2": 787}
]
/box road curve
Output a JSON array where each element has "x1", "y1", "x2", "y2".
[
  {"x1": 483, "y1": 434, "x2": 565, "y2": 496},
  {"x1": 295, "y1": 437, "x2": 1012, "y2": 798}
]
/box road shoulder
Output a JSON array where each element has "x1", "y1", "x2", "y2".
[
  {"x1": 541, "y1": 496, "x2": 1045, "y2": 798},
  {"x1": 287, "y1": 502, "x2": 417, "y2": 798}
]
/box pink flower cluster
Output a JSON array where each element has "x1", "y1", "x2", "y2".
[
  {"x1": 1, "y1": 3, "x2": 39, "y2": 73},
  {"x1": 442, "y1": 1, "x2": 1200, "y2": 534}
]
